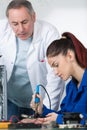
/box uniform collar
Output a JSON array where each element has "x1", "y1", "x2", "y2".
[
  {"x1": 71, "y1": 69, "x2": 87, "y2": 93},
  {"x1": 77, "y1": 69, "x2": 87, "y2": 92}
]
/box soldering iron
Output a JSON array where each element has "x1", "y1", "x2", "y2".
[
  {"x1": 35, "y1": 85, "x2": 40, "y2": 104},
  {"x1": 34, "y1": 85, "x2": 40, "y2": 118},
  {"x1": 34, "y1": 84, "x2": 51, "y2": 118}
]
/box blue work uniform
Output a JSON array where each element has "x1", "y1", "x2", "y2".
[{"x1": 42, "y1": 69, "x2": 87, "y2": 125}]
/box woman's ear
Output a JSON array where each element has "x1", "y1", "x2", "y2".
[{"x1": 67, "y1": 49, "x2": 75, "y2": 62}]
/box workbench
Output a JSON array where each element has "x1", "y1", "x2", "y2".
[{"x1": 1, "y1": 128, "x2": 87, "y2": 130}]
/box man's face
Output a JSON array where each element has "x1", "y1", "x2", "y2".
[{"x1": 8, "y1": 6, "x2": 36, "y2": 40}]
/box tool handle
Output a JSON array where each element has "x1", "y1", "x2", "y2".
[{"x1": 35, "y1": 85, "x2": 40, "y2": 103}]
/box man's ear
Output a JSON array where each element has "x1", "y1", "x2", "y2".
[{"x1": 32, "y1": 12, "x2": 36, "y2": 22}]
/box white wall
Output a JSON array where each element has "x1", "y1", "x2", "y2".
[{"x1": 0, "y1": 0, "x2": 87, "y2": 47}]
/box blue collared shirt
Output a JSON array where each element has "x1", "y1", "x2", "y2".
[{"x1": 42, "y1": 69, "x2": 87, "y2": 124}]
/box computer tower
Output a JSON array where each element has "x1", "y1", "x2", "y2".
[{"x1": 0, "y1": 56, "x2": 7, "y2": 120}]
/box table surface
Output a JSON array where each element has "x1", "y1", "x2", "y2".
[
  {"x1": 0, "y1": 128, "x2": 87, "y2": 130},
  {"x1": 1, "y1": 123, "x2": 87, "y2": 130},
  {"x1": 3, "y1": 126, "x2": 87, "y2": 130}
]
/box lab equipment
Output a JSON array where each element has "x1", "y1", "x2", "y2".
[{"x1": 0, "y1": 56, "x2": 7, "y2": 120}]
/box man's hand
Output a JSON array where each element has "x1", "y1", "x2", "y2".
[{"x1": 30, "y1": 94, "x2": 43, "y2": 115}]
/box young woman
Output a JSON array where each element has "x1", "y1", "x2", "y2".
[{"x1": 21, "y1": 32, "x2": 87, "y2": 125}]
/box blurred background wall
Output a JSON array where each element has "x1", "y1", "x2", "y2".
[{"x1": 0, "y1": 0, "x2": 87, "y2": 47}]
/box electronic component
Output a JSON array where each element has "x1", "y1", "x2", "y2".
[
  {"x1": 63, "y1": 112, "x2": 82, "y2": 124},
  {"x1": 0, "y1": 121, "x2": 11, "y2": 129}
]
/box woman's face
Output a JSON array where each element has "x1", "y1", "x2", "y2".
[{"x1": 47, "y1": 50, "x2": 74, "y2": 81}]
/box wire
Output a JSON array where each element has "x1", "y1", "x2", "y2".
[
  {"x1": 9, "y1": 115, "x2": 20, "y2": 123},
  {"x1": 38, "y1": 84, "x2": 51, "y2": 109}
]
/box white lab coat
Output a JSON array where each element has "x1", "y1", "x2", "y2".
[{"x1": 0, "y1": 19, "x2": 65, "y2": 110}]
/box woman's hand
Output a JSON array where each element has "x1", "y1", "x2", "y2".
[
  {"x1": 20, "y1": 112, "x2": 58, "y2": 125},
  {"x1": 42, "y1": 112, "x2": 58, "y2": 124},
  {"x1": 34, "y1": 112, "x2": 58, "y2": 125},
  {"x1": 30, "y1": 94, "x2": 43, "y2": 114},
  {"x1": 19, "y1": 118, "x2": 37, "y2": 123}
]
